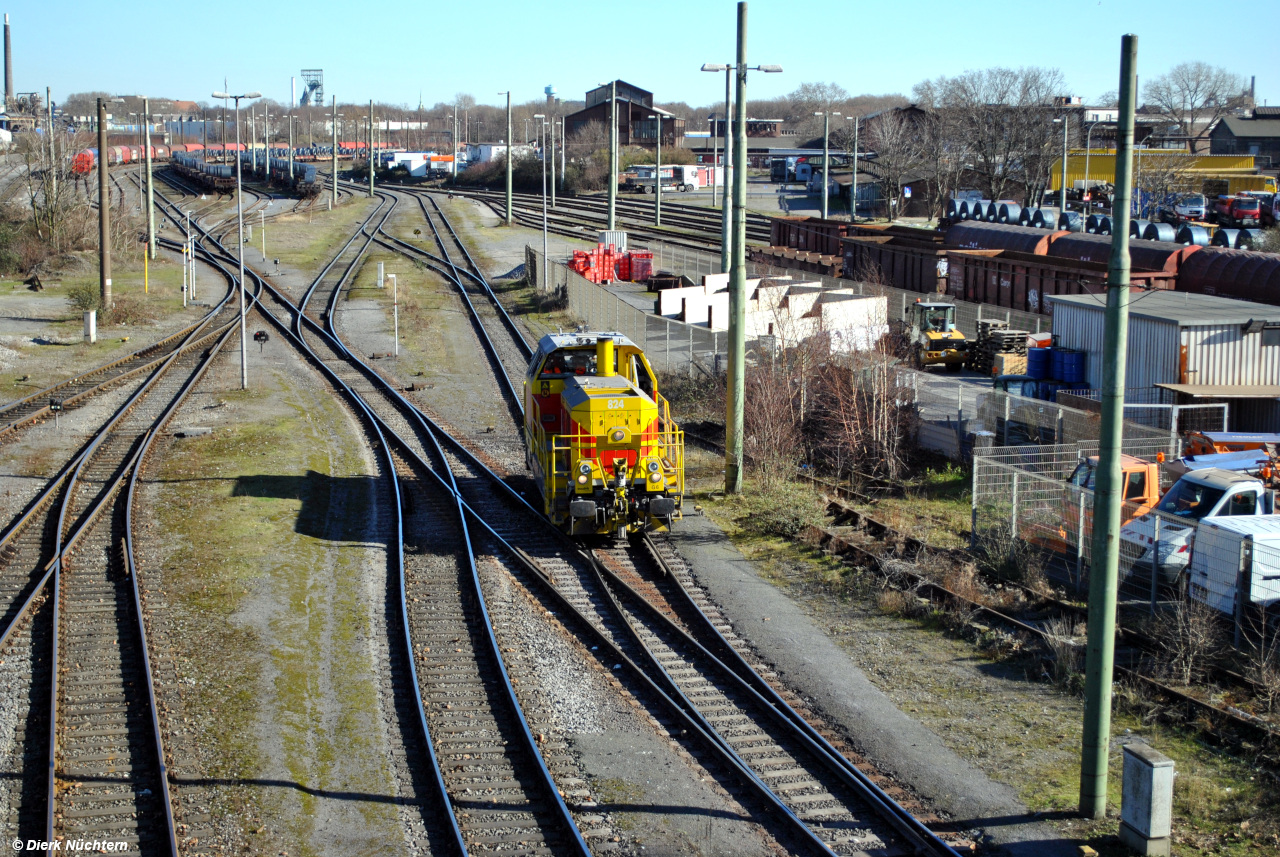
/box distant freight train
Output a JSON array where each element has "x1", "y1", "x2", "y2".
[
  {"x1": 70, "y1": 144, "x2": 320, "y2": 196},
  {"x1": 761, "y1": 216, "x2": 1280, "y2": 314}
]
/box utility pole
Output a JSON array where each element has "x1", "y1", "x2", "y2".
[
  {"x1": 851, "y1": 115, "x2": 859, "y2": 221},
  {"x1": 710, "y1": 113, "x2": 719, "y2": 207},
  {"x1": 723, "y1": 69, "x2": 732, "y2": 273},
  {"x1": 452, "y1": 109, "x2": 458, "y2": 178},
  {"x1": 97, "y1": 98, "x2": 112, "y2": 309},
  {"x1": 144, "y1": 96, "x2": 155, "y2": 259},
  {"x1": 550, "y1": 115, "x2": 557, "y2": 209},
  {"x1": 727, "y1": 3, "x2": 749, "y2": 495},
  {"x1": 330, "y1": 96, "x2": 339, "y2": 209},
  {"x1": 608, "y1": 80, "x2": 617, "y2": 231},
  {"x1": 289, "y1": 78, "x2": 295, "y2": 181},
  {"x1": 725, "y1": 1, "x2": 782, "y2": 494},
  {"x1": 501, "y1": 90, "x2": 512, "y2": 224},
  {"x1": 368, "y1": 99, "x2": 375, "y2": 197},
  {"x1": 1060, "y1": 114, "x2": 1070, "y2": 218},
  {"x1": 46, "y1": 87, "x2": 56, "y2": 202},
  {"x1": 1080, "y1": 33, "x2": 1138, "y2": 821},
  {"x1": 653, "y1": 112, "x2": 662, "y2": 226},
  {"x1": 816, "y1": 109, "x2": 840, "y2": 220}
]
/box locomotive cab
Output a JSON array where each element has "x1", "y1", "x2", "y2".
[{"x1": 524, "y1": 332, "x2": 684, "y2": 537}]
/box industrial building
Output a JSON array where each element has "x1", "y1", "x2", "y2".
[
  {"x1": 1048, "y1": 291, "x2": 1280, "y2": 430},
  {"x1": 562, "y1": 80, "x2": 684, "y2": 148}
]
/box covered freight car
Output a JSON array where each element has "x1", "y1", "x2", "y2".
[{"x1": 1176, "y1": 248, "x2": 1280, "y2": 304}]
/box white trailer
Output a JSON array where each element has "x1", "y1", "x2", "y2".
[
  {"x1": 625, "y1": 164, "x2": 722, "y2": 193},
  {"x1": 1188, "y1": 516, "x2": 1280, "y2": 618}
]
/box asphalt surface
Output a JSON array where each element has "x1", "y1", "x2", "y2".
[{"x1": 668, "y1": 513, "x2": 1078, "y2": 857}]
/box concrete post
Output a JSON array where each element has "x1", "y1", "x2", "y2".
[
  {"x1": 1120, "y1": 743, "x2": 1174, "y2": 856},
  {"x1": 821, "y1": 110, "x2": 830, "y2": 220},
  {"x1": 97, "y1": 98, "x2": 111, "y2": 309},
  {"x1": 608, "y1": 80, "x2": 617, "y2": 231},
  {"x1": 721, "y1": 68, "x2": 732, "y2": 274},
  {"x1": 725, "y1": 1, "x2": 748, "y2": 495},
  {"x1": 1080, "y1": 33, "x2": 1138, "y2": 820},
  {"x1": 46, "y1": 87, "x2": 56, "y2": 203},
  {"x1": 289, "y1": 78, "x2": 295, "y2": 181},
  {"x1": 504, "y1": 91, "x2": 512, "y2": 224}
]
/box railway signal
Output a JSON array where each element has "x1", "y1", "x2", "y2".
[
  {"x1": 254, "y1": 330, "x2": 270, "y2": 352},
  {"x1": 49, "y1": 398, "x2": 63, "y2": 429}
]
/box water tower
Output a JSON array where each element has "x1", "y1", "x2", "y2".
[{"x1": 545, "y1": 85, "x2": 557, "y2": 105}]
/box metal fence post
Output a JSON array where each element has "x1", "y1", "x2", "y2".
[
  {"x1": 688, "y1": 325, "x2": 694, "y2": 378},
  {"x1": 1150, "y1": 515, "x2": 1161, "y2": 612},
  {"x1": 1076, "y1": 490, "x2": 1087, "y2": 591},
  {"x1": 1235, "y1": 541, "x2": 1252, "y2": 650},
  {"x1": 1056, "y1": 408, "x2": 1065, "y2": 444},
  {"x1": 1011, "y1": 472, "x2": 1020, "y2": 536},
  {"x1": 970, "y1": 463, "x2": 979, "y2": 550},
  {"x1": 1003, "y1": 395, "x2": 1011, "y2": 446}
]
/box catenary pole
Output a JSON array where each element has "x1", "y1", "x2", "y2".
[
  {"x1": 721, "y1": 67, "x2": 732, "y2": 273},
  {"x1": 46, "y1": 87, "x2": 56, "y2": 203},
  {"x1": 503, "y1": 91, "x2": 512, "y2": 224},
  {"x1": 289, "y1": 78, "x2": 295, "y2": 181},
  {"x1": 368, "y1": 99, "x2": 375, "y2": 197},
  {"x1": 820, "y1": 110, "x2": 831, "y2": 219},
  {"x1": 654, "y1": 112, "x2": 662, "y2": 226},
  {"x1": 1060, "y1": 115, "x2": 1070, "y2": 219},
  {"x1": 608, "y1": 80, "x2": 617, "y2": 231},
  {"x1": 851, "y1": 115, "x2": 859, "y2": 220},
  {"x1": 97, "y1": 98, "x2": 112, "y2": 309},
  {"x1": 235, "y1": 99, "x2": 247, "y2": 389},
  {"x1": 1080, "y1": 33, "x2": 1138, "y2": 820},
  {"x1": 330, "y1": 97, "x2": 338, "y2": 208},
  {"x1": 726, "y1": 1, "x2": 748, "y2": 494},
  {"x1": 144, "y1": 96, "x2": 155, "y2": 259},
  {"x1": 550, "y1": 115, "x2": 557, "y2": 208}
]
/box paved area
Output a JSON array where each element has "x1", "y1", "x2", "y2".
[{"x1": 669, "y1": 513, "x2": 1078, "y2": 857}]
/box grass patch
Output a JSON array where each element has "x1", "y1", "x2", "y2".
[{"x1": 252, "y1": 198, "x2": 377, "y2": 278}]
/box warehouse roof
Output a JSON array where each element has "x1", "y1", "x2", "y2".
[
  {"x1": 1218, "y1": 116, "x2": 1280, "y2": 138},
  {"x1": 1048, "y1": 291, "x2": 1280, "y2": 325}
]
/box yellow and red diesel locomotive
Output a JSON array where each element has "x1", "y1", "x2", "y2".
[{"x1": 524, "y1": 331, "x2": 684, "y2": 537}]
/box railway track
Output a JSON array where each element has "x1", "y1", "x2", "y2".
[{"x1": 351, "y1": 188, "x2": 962, "y2": 855}]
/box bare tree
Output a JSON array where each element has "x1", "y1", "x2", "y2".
[
  {"x1": 1144, "y1": 62, "x2": 1248, "y2": 153},
  {"x1": 1134, "y1": 152, "x2": 1199, "y2": 219},
  {"x1": 918, "y1": 66, "x2": 1065, "y2": 205},
  {"x1": 863, "y1": 110, "x2": 921, "y2": 216}
]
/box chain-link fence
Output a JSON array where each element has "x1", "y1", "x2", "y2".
[{"x1": 529, "y1": 247, "x2": 737, "y2": 377}]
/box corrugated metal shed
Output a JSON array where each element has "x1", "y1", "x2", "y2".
[{"x1": 1049, "y1": 292, "x2": 1280, "y2": 430}]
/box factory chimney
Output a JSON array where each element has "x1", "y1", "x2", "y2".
[{"x1": 4, "y1": 15, "x2": 12, "y2": 107}]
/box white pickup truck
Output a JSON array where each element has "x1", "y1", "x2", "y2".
[
  {"x1": 1119, "y1": 468, "x2": 1276, "y2": 586},
  {"x1": 1187, "y1": 516, "x2": 1280, "y2": 622}
]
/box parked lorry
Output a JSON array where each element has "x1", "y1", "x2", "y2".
[
  {"x1": 1120, "y1": 468, "x2": 1278, "y2": 586},
  {"x1": 1212, "y1": 194, "x2": 1263, "y2": 228},
  {"x1": 624, "y1": 164, "x2": 720, "y2": 193},
  {"x1": 1027, "y1": 455, "x2": 1164, "y2": 554}
]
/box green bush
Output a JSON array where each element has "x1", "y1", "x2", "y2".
[{"x1": 66, "y1": 283, "x2": 101, "y2": 313}]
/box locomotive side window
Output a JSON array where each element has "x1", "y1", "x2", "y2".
[{"x1": 630, "y1": 355, "x2": 655, "y2": 398}]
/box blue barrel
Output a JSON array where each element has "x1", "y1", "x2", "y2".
[
  {"x1": 1176, "y1": 224, "x2": 1211, "y2": 246},
  {"x1": 997, "y1": 202, "x2": 1022, "y2": 224},
  {"x1": 1027, "y1": 347, "x2": 1051, "y2": 380},
  {"x1": 1039, "y1": 382, "x2": 1059, "y2": 401},
  {"x1": 1058, "y1": 211, "x2": 1084, "y2": 232},
  {"x1": 1144, "y1": 222, "x2": 1176, "y2": 242},
  {"x1": 1130, "y1": 218, "x2": 1150, "y2": 238},
  {"x1": 1212, "y1": 228, "x2": 1238, "y2": 248},
  {"x1": 1055, "y1": 349, "x2": 1086, "y2": 384},
  {"x1": 1236, "y1": 228, "x2": 1261, "y2": 250}
]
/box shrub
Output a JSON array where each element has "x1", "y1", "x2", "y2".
[
  {"x1": 737, "y1": 481, "x2": 827, "y2": 539},
  {"x1": 66, "y1": 283, "x2": 101, "y2": 313}
]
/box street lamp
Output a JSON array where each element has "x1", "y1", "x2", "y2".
[
  {"x1": 97, "y1": 96, "x2": 124, "y2": 311},
  {"x1": 533, "y1": 114, "x2": 548, "y2": 288},
  {"x1": 596, "y1": 81, "x2": 619, "y2": 231},
  {"x1": 499, "y1": 91, "x2": 512, "y2": 225},
  {"x1": 815, "y1": 110, "x2": 841, "y2": 219},
  {"x1": 327, "y1": 98, "x2": 341, "y2": 209},
  {"x1": 1054, "y1": 115, "x2": 1070, "y2": 219},
  {"x1": 713, "y1": 2, "x2": 781, "y2": 496},
  {"x1": 212, "y1": 89, "x2": 262, "y2": 391},
  {"x1": 648, "y1": 113, "x2": 663, "y2": 226},
  {"x1": 1083, "y1": 121, "x2": 1098, "y2": 217},
  {"x1": 846, "y1": 115, "x2": 860, "y2": 221}
]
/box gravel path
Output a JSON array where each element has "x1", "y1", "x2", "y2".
[{"x1": 668, "y1": 513, "x2": 1076, "y2": 857}]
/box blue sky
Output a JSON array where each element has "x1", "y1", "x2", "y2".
[{"x1": 14, "y1": 1, "x2": 1273, "y2": 111}]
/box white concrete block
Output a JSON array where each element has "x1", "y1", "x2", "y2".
[{"x1": 1120, "y1": 742, "x2": 1174, "y2": 856}]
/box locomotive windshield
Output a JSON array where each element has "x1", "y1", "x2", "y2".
[{"x1": 539, "y1": 348, "x2": 599, "y2": 378}]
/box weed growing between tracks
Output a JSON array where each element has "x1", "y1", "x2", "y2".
[
  {"x1": 251, "y1": 197, "x2": 377, "y2": 277},
  {"x1": 693, "y1": 474, "x2": 1279, "y2": 856},
  {"x1": 142, "y1": 368, "x2": 404, "y2": 855}
]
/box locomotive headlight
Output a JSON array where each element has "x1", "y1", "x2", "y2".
[
  {"x1": 577, "y1": 474, "x2": 590, "y2": 484},
  {"x1": 646, "y1": 460, "x2": 661, "y2": 474},
  {"x1": 611, "y1": 429, "x2": 625, "y2": 442},
  {"x1": 648, "y1": 472, "x2": 663, "y2": 483},
  {"x1": 578, "y1": 462, "x2": 593, "y2": 476}
]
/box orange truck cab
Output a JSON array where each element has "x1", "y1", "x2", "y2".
[{"x1": 1034, "y1": 455, "x2": 1164, "y2": 553}]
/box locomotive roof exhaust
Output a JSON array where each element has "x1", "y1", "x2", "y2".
[{"x1": 596, "y1": 336, "x2": 615, "y2": 377}]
